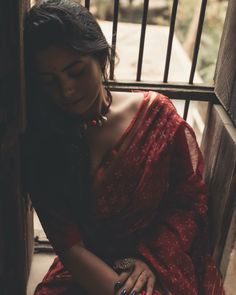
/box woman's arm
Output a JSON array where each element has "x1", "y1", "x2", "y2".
[
  {"x1": 61, "y1": 242, "x2": 119, "y2": 295},
  {"x1": 61, "y1": 244, "x2": 160, "y2": 295},
  {"x1": 31, "y1": 199, "x2": 121, "y2": 295}
]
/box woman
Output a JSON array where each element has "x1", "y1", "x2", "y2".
[{"x1": 23, "y1": 1, "x2": 225, "y2": 294}]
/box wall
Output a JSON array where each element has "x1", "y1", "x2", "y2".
[{"x1": 0, "y1": 1, "x2": 33, "y2": 294}]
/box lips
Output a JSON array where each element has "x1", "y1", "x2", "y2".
[{"x1": 62, "y1": 96, "x2": 84, "y2": 106}]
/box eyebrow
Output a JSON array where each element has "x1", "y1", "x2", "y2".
[
  {"x1": 38, "y1": 60, "x2": 82, "y2": 75},
  {"x1": 62, "y1": 60, "x2": 82, "y2": 72}
]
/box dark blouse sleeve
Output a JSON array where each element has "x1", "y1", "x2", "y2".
[
  {"x1": 136, "y1": 122, "x2": 224, "y2": 294},
  {"x1": 23, "y1": 134, "x2": 83, "y2": 255},
  {"x1": 31, "y1": 193, "x2": 83, "y2": 255}
]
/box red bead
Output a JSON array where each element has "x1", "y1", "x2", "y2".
[{"x1": 91, "y1": 120, "x2": 97, "y2": 126}]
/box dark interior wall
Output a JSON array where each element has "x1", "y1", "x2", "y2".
[{"x1": 0, "y1": 1, "x2": 33, "y2": 295}]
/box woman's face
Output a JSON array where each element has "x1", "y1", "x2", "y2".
[{"x1": 34, "y1": 44, "x2": 104, "y2": 116}]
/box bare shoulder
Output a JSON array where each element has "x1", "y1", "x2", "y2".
[{"x1": 110, "y1": 91, "x2": 158, "y2": 115}]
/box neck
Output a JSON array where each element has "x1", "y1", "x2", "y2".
[
  {"x1": 81, "y1": 87, "x2": 110, "y2": 121},
  {"x1": 78, "y1": 87, "x2": 112, "y2": 132}
]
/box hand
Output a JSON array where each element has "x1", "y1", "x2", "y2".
[{"x1": 114, "y1": 259, "x2": 156, "y2": 295}]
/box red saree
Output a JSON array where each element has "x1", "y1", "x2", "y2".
[{"x1": 31, "y1": 92, "x2": 224, "y2": 295}]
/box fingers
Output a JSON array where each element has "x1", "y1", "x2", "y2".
[
  {"x1": 130, "y1": 270, "x2": 148, "y2": 294},
  {"x1": 146, "y1": 275, "x2": 156, "y2": 295},
  {"x1": 116, "y1": 269, "x2": 148, "y2": 295},
  {"x1": 114, "y1": 259, "x2": 156, "y2": 295},
  {"x1": 119, "y1": 269, "x2": 133, "y2": 284},
  {"x1": 114, "y1": 267, "x2": 140, "y2": 295},
  {"x1": 114, "y1": 269, "x2": 133, "y2": 294}
]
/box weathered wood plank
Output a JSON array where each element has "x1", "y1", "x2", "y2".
[
  {"x1": 0, "y1": 0, "x2": 32, "y2": 294},
  {"x1": 220, "y1": 191, "x2": 236, "y2": 278},
  {"x1": 215, "y1": 0, "x2": 236, "y2": 125},
  {"x1": 201, "y1": 104, "x2": 224, "y2": 187},
  {"x1": 202, "y1": 104, "x2": 236, "y2": 278}
]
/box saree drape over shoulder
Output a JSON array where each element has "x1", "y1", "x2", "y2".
[{"x1": 27, "y1": 92, "x2": 224, "y2": 295}]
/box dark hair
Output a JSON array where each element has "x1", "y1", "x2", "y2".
[
  {"x1": 24, "y1": 0, "x2": 113, "y2": 131},
  {"x1": 23, "y1": 0, "x2": 112, "y2": 248},
  {"x1": 24, "y1": 0, "x2": 111, "y2": 81}
]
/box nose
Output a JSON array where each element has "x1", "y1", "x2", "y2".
[{"x1": 60, "y1": 79, "x2": 76, "y2": 99}]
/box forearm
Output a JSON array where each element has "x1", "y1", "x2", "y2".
[{"x1": 61, "y1": 242, "x2": 119, "y2": 295}]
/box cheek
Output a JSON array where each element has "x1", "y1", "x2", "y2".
[
  {"x1": 42, "y1": 86, "x2": 61, "y2": 105},
  {"x1": 44, "y1": 86, "x2": 57, "y2": 97},
  {"x1": 88, "y1": 61, "x2": 103, "y2": 82},
  {"x1": 90, "y1": 68, "x2": 103, "y2": 90}
]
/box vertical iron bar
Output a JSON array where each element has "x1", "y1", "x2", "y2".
[
  {"x1": 136, "y1": 0, "x2": 149, "y2": 81},
  {"x1": 110, "y1": 0, "x2": 120, "y2": 80},
  {"x1": 85, "y1": 0, "x2": 90, "y2": 10},
  {"x1": 183, "y1": 100, "x2": 190, "y2": 120},
  {"x1": 189, "y1": 0, "x2": 207, "y2": 84},
  {"x1": 163, "y1": 0, "x2": 179, "y2": 83}
]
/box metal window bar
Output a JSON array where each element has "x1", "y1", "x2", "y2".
[
  {"x1": 85, "y1": 0, "x2": 90, "y2": 10},
  {"x1": 136, "y1": 0, "x2": 149, "y2": 81},
  {"x1": 84, "y1": 0, "x2": 217, "y2": 121},
  {"x1": 163, "y1": 0, "x2": 179, "y2": 83},
  {"x1": 185, "y1": 0, "x2": 207, "y2": 120},
  {"x1": 189, "y1": 0, "x2": 208, "y2": 84},
  {"x1": 82, "y1": 0, "x2": 217, "y2": 119},
  {"x1": 183, "y1": 100, "x2": 190, "y2": 120},
  {"x1": 105, "y1": 81, "x2": 217, "y2": 102},
  {"x1": 110, "y1": 0, "x2": 120, "y2": 80}
]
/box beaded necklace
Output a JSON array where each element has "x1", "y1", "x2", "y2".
[{"x1": 82, "y1": 88, "x2": 112, "y2": 131}]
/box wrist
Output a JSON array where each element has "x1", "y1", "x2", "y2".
[{"x1": 113, "y1": 257, "x2": 136, "y2": 274}]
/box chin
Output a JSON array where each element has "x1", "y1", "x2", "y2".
[
  {"x1": 62, "y1": 108, "x2": 83, "y2": 116},
  {"x1": 61, "y1": 94, "x2": 98, "y2": 116},
  {"x1": 63, "y1": 104, "x2": 90, "y2": 116}
]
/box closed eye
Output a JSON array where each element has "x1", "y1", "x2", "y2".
[{"x1": 69, "y1": 68, "x2": 85, "y2": 78}]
